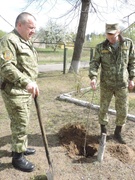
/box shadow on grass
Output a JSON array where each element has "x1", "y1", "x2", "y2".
[
  {"x1": 0, "y1": 133, "x2": 60, "y2": 150},
  {"x1": 0, "y1": 133, "x2": 60, "y2": 171},
  {"x1": 28, "y1": 133, "x2": 60, "y2": 147},
  {"x1": 0, "y1": 162, "x2": 12, "y2": 171},
  {"x1": 0, "y1": 134, "x2": 60, "y2": 158}
]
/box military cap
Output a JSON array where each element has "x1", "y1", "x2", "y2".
[{"x1": 106, "y1": 23, "x2": 120, "y2": 34}]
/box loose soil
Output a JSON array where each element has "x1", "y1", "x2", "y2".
[{"x1": 1, "y1": 70, "x2": 135, "y2": 180}]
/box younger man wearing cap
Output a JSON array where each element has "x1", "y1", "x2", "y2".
[{"x1": 89, "y1": 23, "x2": 135, "y2": 144}]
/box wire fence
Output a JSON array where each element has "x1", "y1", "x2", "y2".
[{"x1": 33, "y1": 42, "x2": 93, "y2": 65}]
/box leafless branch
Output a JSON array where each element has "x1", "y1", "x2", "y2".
[{"x1": 123, "y1": 12, "x2": 135, "y2": 19}]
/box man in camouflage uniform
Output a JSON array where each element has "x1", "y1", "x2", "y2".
[
  {"x1": 89, "y1": 23, "x2": 135, "y2": 144},
  {"x1": 0, "y1": 12, "x2": 39, "y2": 172}
]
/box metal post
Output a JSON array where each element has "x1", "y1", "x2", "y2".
[
  {"x1": 90, "y1": 48, "x2": 93, "y2": 61},
  {"x1": 63, "y1": 44, "x2": 67, "y2": 74}
]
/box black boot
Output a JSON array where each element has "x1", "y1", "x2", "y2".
[
  {"x1": 114, "y1": 126, "x2": 126, "y2": 144},
  {"x1": 12, "y1": 148, "x2": 36, "y2": 156},
  {"x1": 12, "y1": 152, "x2": 35, "y2": 172},
  {"x1": 98, "y1": 125, "x2": 107, "y2": 142},
  {"x1": 101, "y1": 125, "x2": 107, "y2": 134},
  {"x1": 24, "y1": 148, "x2": 36, "y2": 156}
]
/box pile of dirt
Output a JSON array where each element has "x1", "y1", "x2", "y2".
[
  {"x1": 58, "y1": 123, "x2": 99, "y2": 158},
  {"x1": 107, "y1": 144, "x2": 135, "y2": 163}
]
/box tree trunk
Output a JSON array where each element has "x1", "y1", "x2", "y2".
[{"x1": 69, "y1": 0, "x2": 90, "y2": 73}]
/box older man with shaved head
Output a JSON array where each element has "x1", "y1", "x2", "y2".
[{"x1": 0, "y1": 12, "x2": 39, "y2": 172}]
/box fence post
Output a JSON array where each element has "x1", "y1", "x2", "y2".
[
  {"x1": 90, "y1": 48, "x2": 94, "y2": 61},
  {"x1": 63, "y1": 44, "x2": 67, "y2": 74}
]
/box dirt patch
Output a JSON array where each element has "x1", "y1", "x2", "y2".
[
  {"x1": 58, "y1": 122, "x2": 135, "y2": 165},
  {"x1": 107, "y1": 144, "x2": 135, "y2": 163},
  {"x1": 58, "y1": 123, "x2": 99, "y2": 158}
]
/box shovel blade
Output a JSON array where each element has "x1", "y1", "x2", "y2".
[{"x1": 46, "y1": 171, "x2": 54, "y2": 180}]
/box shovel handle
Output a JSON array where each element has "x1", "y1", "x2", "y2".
[{"x1": 34, "y1": 96, "x2": 52, "y2": 166}]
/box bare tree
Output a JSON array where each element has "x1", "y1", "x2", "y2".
[
  {"x1": 24, "y1": 0, "x2": 135, "y2": 73},
  {"x1": 24, "y1": 0, "x2": 90, "y2": 73},
  {"x1": 69, "y1": 0, "x2": 90, "y2": 73}
]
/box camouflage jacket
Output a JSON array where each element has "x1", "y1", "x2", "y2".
[
  {"x1": 0, "y1": 29, "x2": 38, "y2": 91},
  {"x1": 89, "y1": 35, "x2": 135, "y2": 88}
]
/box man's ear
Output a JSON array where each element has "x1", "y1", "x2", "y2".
[
  {"x1": 17, "y1": 22, "x2": 22, "y2": 28},
  {"x1": 117, "y1": 30, "x2": 120, "y2": 35}
]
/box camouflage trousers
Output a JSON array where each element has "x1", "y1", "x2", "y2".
[
  {"x1": 1, "y1": 89, "x2": 32, "y2": 153},
  {"x1": 99, "y1": 86, "x2": 128, "y2": 126}
]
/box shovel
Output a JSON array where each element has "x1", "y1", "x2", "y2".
[{"x1": 34, "y1": 96, "x2": 54, "y2": 180}]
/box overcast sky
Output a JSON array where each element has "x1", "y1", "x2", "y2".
[{"x1": 0, "y1": 0, "x2": 135, "y2": 34}]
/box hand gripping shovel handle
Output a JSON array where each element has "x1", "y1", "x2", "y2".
[{"x1": 34, "y1": 96, "x2": 53, "y2": 168}]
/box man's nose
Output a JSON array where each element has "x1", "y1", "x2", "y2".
[{"x1": 32, "y1": 28, "x2": 36, "y2": 33}]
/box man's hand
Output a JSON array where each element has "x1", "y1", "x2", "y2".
[
  {"x1": 128, "y1": 80, "x2": 135, "y2": 90},
  {"x1": 90, "y1": 79, "x2": 97, "y2": 90},
  {"x1": 26, "y1": 82, "x2": 39, "y2": 98}
]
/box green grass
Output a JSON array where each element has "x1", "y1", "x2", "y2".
[{"x1": 36, "y1": 47, "x2": 91, "y2": 65}]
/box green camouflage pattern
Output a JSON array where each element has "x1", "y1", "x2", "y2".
[
  {"x1": 0, "y1": 29, "x2": 38, "y2": 88},
  {"x1": 89, "y1": 36, "x2": 135, "y2": 126},
  {"x1": 89, "y1": 36, "x2": 135, "y2": 88},
  {"x1": 2, "y1": 91, "x2": 32, "y2": 152},
  {"x1": 99, "y1": 86, "x2": 128, "y2": 126},
  {"x1": 0, "y1": 29, "x2": 38, "y2": 152}
]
